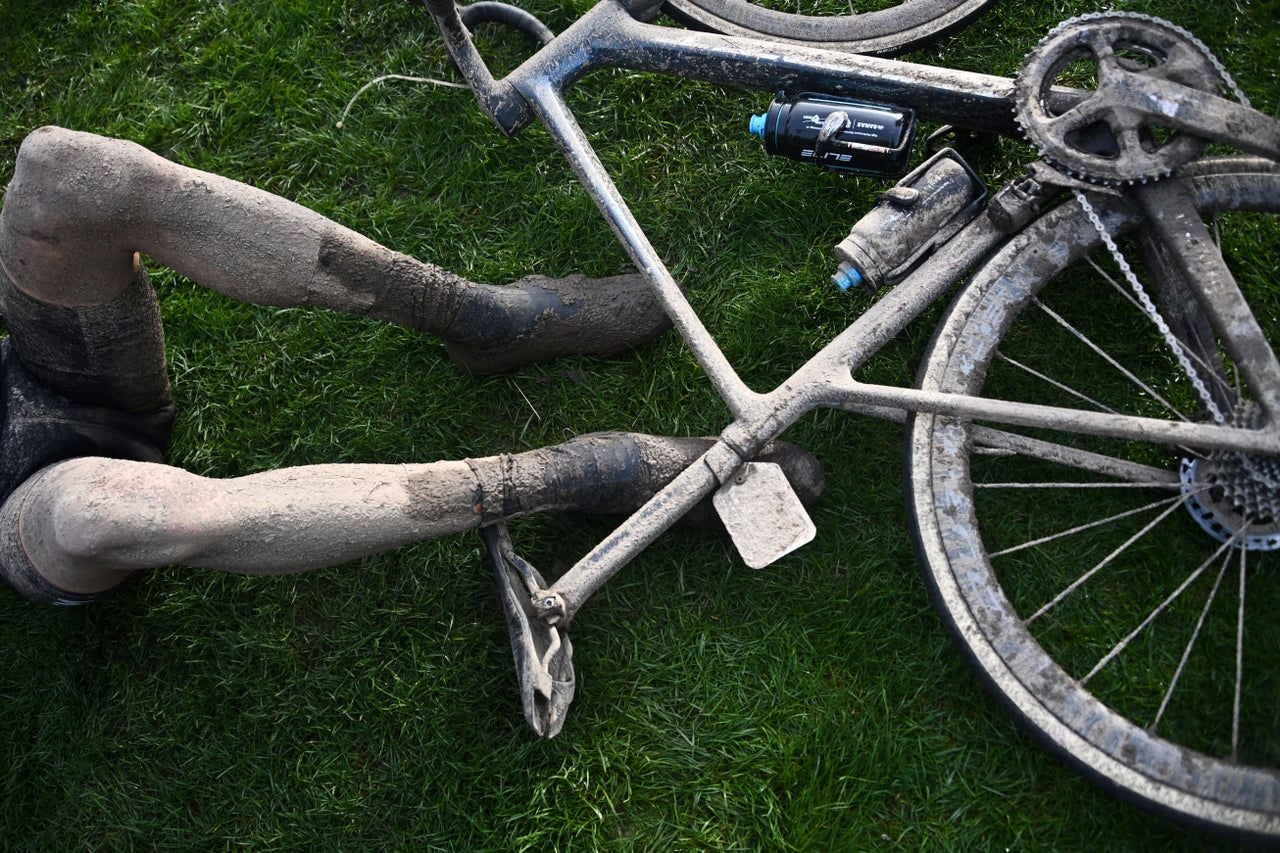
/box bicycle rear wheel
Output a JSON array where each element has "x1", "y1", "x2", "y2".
[
  {"x1": 662, "y1": 0, "x2": 993, "y2": 55},
  {"x1": 906, "y1": 158, "x2": 1280, "y2": 840}
]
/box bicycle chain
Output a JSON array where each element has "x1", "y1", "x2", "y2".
[
  {"x1": 1015, "y1": 13, "x2": 1242, "y2": 423},
  {"x1": 1070, "y1": 188, "x2": 1226, "y2": 425}
]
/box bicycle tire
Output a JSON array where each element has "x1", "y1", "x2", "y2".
[
  {"x1": 661, "y1": 0, "x2": 993, "y2": 55},
  {"x1": 906, "y1": 158, "x2": 1280, "y2": 840}
]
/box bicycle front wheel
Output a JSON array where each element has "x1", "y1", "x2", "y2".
[
  {"x1": 906, "y1": 158, "x2": 1280, "y2": 840},
  {"x1": 661, "y1": 0, "x2": 992, "y2": 55}
]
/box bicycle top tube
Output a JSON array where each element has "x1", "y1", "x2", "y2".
[{"x1": 427, "y1": 0, "x2": 1022, "y2": 138}]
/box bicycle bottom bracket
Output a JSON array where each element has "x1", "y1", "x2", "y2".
[{"x1": 749, "y1": 93, "x2": 915, "y2": 178}]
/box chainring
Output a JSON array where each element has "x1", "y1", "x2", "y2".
[{"x1": 1015, "y1": 12, "x2": 1227, "y2": 185}]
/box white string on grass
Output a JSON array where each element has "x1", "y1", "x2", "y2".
[{"x1": 336, "y1": 74, "x2": 469, "y2": 130}]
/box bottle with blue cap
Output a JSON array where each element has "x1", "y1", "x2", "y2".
[
  {"x1": 748, "y1": 93, "x2": 915, "y2": 177},
  {"x1": 829, "y1": 150, "x2": 988, "y2": 293}
]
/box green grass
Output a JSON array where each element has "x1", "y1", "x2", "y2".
[{"x1": 1, "y1": 0, "x2": 1277, "y2": 849}]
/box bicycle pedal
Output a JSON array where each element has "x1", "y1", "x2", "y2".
[
  {"x1": 483, "y1": 524, "x2": 575, "y2": 738},
  {"x1": 712, "y1": 461, "x2": 816, "y2": 569}
]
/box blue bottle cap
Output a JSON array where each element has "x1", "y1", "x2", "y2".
[
  {"x1": 832, "y1": 265, "x2": 864, "y2": 292},
  {"x1": 749, "y1": 114, "x2": 766, "y2": 139}
]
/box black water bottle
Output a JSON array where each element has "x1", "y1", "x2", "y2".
[{"x1": 750, "y1": 93, "x2": 915, "y2": 177}]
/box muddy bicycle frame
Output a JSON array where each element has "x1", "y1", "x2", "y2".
[{"x1": 424, "y1": 0, "x2": 1280, "y2": 626}]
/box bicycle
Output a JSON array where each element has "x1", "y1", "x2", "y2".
[{"x1": 413, "y1": 0, "x2": 1280, "y2": 840}]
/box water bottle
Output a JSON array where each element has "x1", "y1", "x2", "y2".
[{"x1": 750, "y1": 93, "x2": 915, "y2": 177}]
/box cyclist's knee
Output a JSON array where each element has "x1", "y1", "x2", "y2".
[{"x1": 34, "y1": 458, "x2": 230, "y2": 571}]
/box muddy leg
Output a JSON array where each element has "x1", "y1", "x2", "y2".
[
  {"x1": 0, "y1": 126, "x2": 668, "y2": 371},
  {"x1": 0, "y1": 434, "x2": 821, "y2": 599}
]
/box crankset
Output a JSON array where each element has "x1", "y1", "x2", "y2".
[{"x1": 1014, "y1": 12, "x2": 1247, "y2": 185}]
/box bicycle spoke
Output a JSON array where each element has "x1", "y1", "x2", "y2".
[
  {"x1": 993, "y1": 275, "x2": 1205, "y2": 424},
  {"x1": 1234, "y1": 543, "x2": 1247, "y2": 761},
  {"x1": 1031, "y1": 296, "x2": 1189, "y2": 420},
  {"x1": 985, "y1": 492, "x2": 1184, "y2": 558},
  {"x1": 976, "y1": 481, "x2": 1177, "y2": 489},
  {"x1": 1081, "y1": 531, "x2": 1241, "y2": 685},
  {"x1": 1025, "y1": 492, "x2": 1196, "y2": 625},
  {"x1": 995, "y1": 351, "x2": 1118, "y2": 413},
  {"x1": 1150, "y1": 543, "x2": 1232, "y2": 731}
]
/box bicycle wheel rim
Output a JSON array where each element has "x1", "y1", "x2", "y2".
[
  {"x1": 662, "y1": 0, "x2": 993, "y2": 55},
  {"x1": 907, "y1": 158, "x2": 1280, "y2": 840}
]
